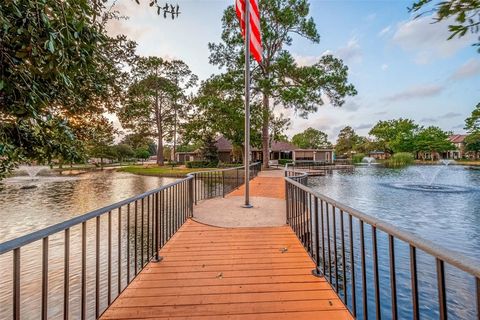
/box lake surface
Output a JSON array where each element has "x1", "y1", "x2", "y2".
[
  {"x1": 308, "y1": 165, "x2": 480, "y2": 319},
  {"x1": 0, "y1": 171, "x2": 177, "y2": 243},
  {"x1": 0, "y1": 170, "x2": 177, "y2": 319}
]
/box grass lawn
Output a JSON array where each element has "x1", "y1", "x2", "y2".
[{"x1": 119, "y1": 165, "x2": 217, "y2": 177}]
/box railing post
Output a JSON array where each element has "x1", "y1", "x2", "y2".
[
  {"x1": 189, "y1": 177, "x2": 194, "y2": 217},
  {"x1": 312, "y1": 197, "x2": 322, "y2": 277},
  {"x1": 153, "y1": 192, "x2": 161, "y2": 262},
  {"x1": 222, "y1": 171, "x2": 225, "y2": 198}
]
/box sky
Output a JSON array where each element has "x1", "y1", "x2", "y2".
[{"x1": 106, "y1": 0, "x2": 480, "y2": 143}]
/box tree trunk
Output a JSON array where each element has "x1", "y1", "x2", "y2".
[
  {"x1": 261, "y1": 93, "x2": 270, "y2": 170},
  {"x1": 155, "y1": 90, "x2": 165, "y2": 166}
]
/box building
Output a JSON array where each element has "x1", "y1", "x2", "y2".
[
  {"x1": 443, "y1": 134, "x2": 467, "y2": 159},
  {"x1": 174, "y1": 136, "x2": 334, "y2": 164},
  {"x1": 416, "y1": 134, "x2": 469, "y2": 160},
  {"x1": 368, "y1": 151, "x2": 389, "y2": 160}
]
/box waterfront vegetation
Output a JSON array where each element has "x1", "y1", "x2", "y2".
[{"x1": 383, "y1": 152, "x2": 414, "y2": 168}]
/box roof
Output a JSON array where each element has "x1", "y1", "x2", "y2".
[
  {"x1": 294, "y1": 148, "x2": 333, "y2": 152},
  {"x1": 449, "y1": 134, "x2": 467, "y2": 143},
  {"x1": 214, "y1": 136, "x2": 233, "y2": 152},
  {"x1": 271, "y1": 141, "x2": 297, "y2": 152}
]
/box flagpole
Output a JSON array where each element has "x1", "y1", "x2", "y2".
[{"x1": 243, "y1": 0, "x2": 252, "y2": 208}]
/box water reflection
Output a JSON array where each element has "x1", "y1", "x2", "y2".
[
  {"x1": 0, "y1": 171, "x2": 177, "y2": 242},
  {"x1": 0, "y1": 171, "x2": 177, "y2": 319},
  {"x1": 308, "y1": 165, "x2": 480, "y2": 319}
]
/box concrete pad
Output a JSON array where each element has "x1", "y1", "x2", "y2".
[
  {"x1": 258, "y1": 169, "x2": 285, "y2": 178},
  {"x1": 193, "y1": 196, "x2": 286, "y2": 227}
]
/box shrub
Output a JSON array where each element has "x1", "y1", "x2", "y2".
[
  {"x1": 384, "y1": 152, "x2": 414, "y2": 168},
  {"x1": 186, "y1": 160, "x2": 218, "y2": 168},
  {"x1": 278, "y1": 159, "x2": 293, "y2": 165},
  {"x1": 352, "y1": 153, "x2": 366, "y2": 164},
  {"x1": 219, "y1": 163, "x2": 242, "y2": 168}
]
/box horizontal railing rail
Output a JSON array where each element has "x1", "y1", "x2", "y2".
[
  {"x1": 285, "y1": 170, "x2": 480, "y2": 319},
  {"x1": 0, "y1": 163, "x2": 260, "y2": 320},
  {"x1": 192, "y1": 162, "x2": 261, "y2": 203}
]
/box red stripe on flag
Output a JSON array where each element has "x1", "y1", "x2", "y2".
[{"x1": 235, "y1": 0, "x2": 262, "y2": 63}]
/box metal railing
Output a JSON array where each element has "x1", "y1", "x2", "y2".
[
  {"x1": 285, "y1": 169, "x2": 480, "y2": 320},
  {"x1": 192, "y1": 162, "x2": 261, "y2": 203},
  {"x1": 0, "y1": 163, "x2": 260, "y2": 319}
]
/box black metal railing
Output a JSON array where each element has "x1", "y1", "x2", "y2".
[
  {"x1": 192, "y1": 162, "x2": 261, "y2": 203},
  {"x1": 0, "y1": 163, "x2": 260, "y2": 319},
  {"x1": 285, "y1": 170, "x2": 480, "y2": 320}
]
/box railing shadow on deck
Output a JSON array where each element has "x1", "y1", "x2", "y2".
[
  {"x1": 0, "y1": 162, "x2": 260, "y2": 320},
  {"x1": 285, "y1": 168, "x2": 480, "y2": 320}
]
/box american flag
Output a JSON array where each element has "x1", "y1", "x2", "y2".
[{"x1": 235, "y1": 0, "x2": 263, "y2": 63}]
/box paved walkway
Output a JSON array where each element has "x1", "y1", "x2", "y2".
[
  {"x1": 101, "y1": 220, "x2": 353, "y2": 320},
  {"x1": 194, "y1": 170, "x2": 287, "y2": 227}
]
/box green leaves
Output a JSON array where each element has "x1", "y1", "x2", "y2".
[
  {"x1": 1, "y1": 0, "x2": 134, "y2": 177},
  {"x1": 292, "y1": 128, "x2": 331, "y2": 149},
  {"x1": 410, "y1": 0, "x2": 480, "y2": 52}
]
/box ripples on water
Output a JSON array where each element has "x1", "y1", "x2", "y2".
[
  {"x1": 0, "y1": 171, "x2": 177, "y2": 319},
  {"x1": 308, "y1": 165, "x2": 480, "y2": 319}
]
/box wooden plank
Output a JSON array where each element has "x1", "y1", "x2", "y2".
[
  {"x1": 113, "y1": 290, "x2": 341, "y2": 307},
  {"x1": 100, "y1": 220, "x2": 352, "y2": 320},
  {"x1": 119, "y1": 282, "x2": 336, "y2": 298},
  {"x1": 102, "y1": 299, "x2": 347, "y2": 319},
  {"x1": 101, "y1": 310, "x2": 352, "y2": 320}
]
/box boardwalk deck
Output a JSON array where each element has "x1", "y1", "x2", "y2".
[{"x1": 101, "y1": 171, "x2": 353, "y2": 320}]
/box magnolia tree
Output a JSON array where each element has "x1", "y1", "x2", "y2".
[{"x1": 208, "y1": 0, "x2": 357, "y2": 168}]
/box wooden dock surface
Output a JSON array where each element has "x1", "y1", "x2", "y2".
[{"x1": 101, "y1": 219, "x2": 353, "y2": 320}]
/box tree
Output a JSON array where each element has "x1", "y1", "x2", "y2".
[
  {"x1": 465, "y1": 102, "x2": 480, "y2": 133},
  {"x1": 166, "y1": 60, "x2": 198, "y2": 160},
  {"x1": 208, "y1": 0, "x2": 357, "y2": 168},
  {"x1": 464, "y1": 103, "x2": 480, "y2": 159},
  {"x1": 410, "y1": 0, "x2": 480, "y2": 51},
  {"x1": 119, "y1": 57, "x2": 195, "y2": 166},
  {"x1": 114, "y1": 144, "x2": 135, "y2": 162},
  {"x1": 414, "y1": 126, "x2": 454, "y2": 160},
  {"x1": 335, "y1": 126, "x2": 363, "y2": 157},
  {"x1": 465, "y1": 133, "x2": 480, "y2": 159},
  {"x1": 121, "y1": 133, "x2": 157, "y2": 155},
  {"x1": 292, "y1": 128, "x2": 332, "y2": 149},
  {"x1": 199, "y1": 134, "x2": 219, "y2": 165},
  {"x1": 185, "y1": 72, "x2": 263, "y2": 154},
  {"x1": 369, "y1": 119, "x2": 419, "y2": 154},
  {"x1": 135, "y1": 148, "x2": 151, "y2": 162},
  {"x1": 0, "y1": 0, "x2": 139, "y2": 179}
]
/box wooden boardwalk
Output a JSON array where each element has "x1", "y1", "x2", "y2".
[{"x1": 101, "y1": 172, "x2": 352, "y2": 320}]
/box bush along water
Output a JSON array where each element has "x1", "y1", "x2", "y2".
[
  {"x1": 352, "y1": 153, "x2": 366, "y2": 164},
  {"x1": 384, "y1": 152, "x2": 414, "y2": 168}
]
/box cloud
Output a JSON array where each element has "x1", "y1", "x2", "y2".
[
  {"x1": 355, "y1": 123, "x2": 373, "y2": 130},
  {"x1": 365, "y1": 13, "x2": 376, "y2": 22},
  {"x1": 294, "y1": 38, "x2": 362, "y2": 66},
  {"x1": 438, "y1": 112, "x2": 462, "y2": 119},
  {"x1": 392, "y1": 15, "x2": 474, "y2": 64},
  {"x1": 378, "y1": 26, "x2": 391, "y2": 37},
  {"x1": 421, "y1": 112, "x2": 462, "y2": 123},
  {"x1": 381, "y1": 64, "x2": 388, "y2": 71},
  {"x1": 336, "y1": 38, "x2": 362, "y2": 64},
  {"x1": 449, "y1": 59, "x2": 480, "y2": 80},
  {"x1": 420, "y1": 117, "x2": 437, "y2": 123},
  {"x1": 342, "y1": 99, "x2": 361, "y2": 112},
  {"x1": 384, "y1": 84, "x2": 444, "y2": 102},
  {"x1": 294, "y1": 55, "x2": 320, "y2": 67}
]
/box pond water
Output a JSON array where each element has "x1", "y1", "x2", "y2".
[
  {"x1": 0, "y1": 170, "x2": 177, "y2": 319},
  {"x1": 308, "y1": 165, "x2": 480, "y2": 319},
  {"x1": 0, "y1": 171, "x2": 177, "y2": 243}
]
